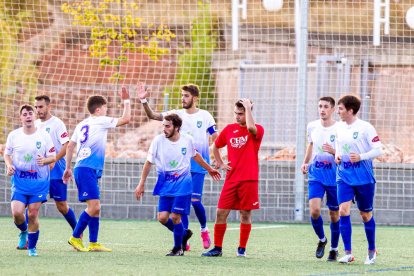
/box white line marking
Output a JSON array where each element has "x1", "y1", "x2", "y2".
[{"x1": 227, "y1": 225, "x2": 287, "y2": 231}]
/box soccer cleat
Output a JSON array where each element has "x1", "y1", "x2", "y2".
[
  {"x1": 338, "y1": 254, "x2": 355, "y2": 264},
  {"x1": 182, "y1": 229, "x2": 193, "y2": 251},
  {"x1": 237, "y1": 247, "x2": 246, "y2": 257},
  {"x1": 364, "y1": 251, "x2": 377, "y2": 265},
  {"x1": 326, "y1": 250, "x2": 338, "y2": 262},
  {"x1": 201, "y1": 247, "x2": 223, "y2": 257},
  {"x1": 315, "y1": 239, "x2": 328, "y2": 258},
  {"x1": 16, "y1": 231, "x2": 28, "y2": 250},
  {"x1": 185, "y1": 242, "x2": 191, "y2": 251},
  {"x1": 201, "y1": 230, "x2": 211, "y2": 249},
  {"x1": 28, "y1": 248, "x2": 38, "y2": 257},
  {"x1": 166, "y1": 247, "x2": 184, "y2": 256},
  {"x1": 88, "y1": 242, "x2": 112, "y2": 252},
  {"x1": 68, "y1": 236, "x2": 88, "y2": 252}
]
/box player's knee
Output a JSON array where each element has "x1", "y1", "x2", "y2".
[
  {"x1": 157, "y1": 213, "x2": 169, "y2": 224},
  {"x1": 27, "y1": 209, "x2": 39, "y2": 221},
  {"x1": 329, "y1": 210, "x2": 339, "y2": 222},
  {"x1": 170, "y1": 213, "x2": 181, "y2": 224},
  {"x1": 56, "y1": 202, "x2": 69, "y2": 214},
  {"x1": 310, "y1": 208, "x2": 321, "y2": 219},
  {"x1": 239, "y1": 210, "x2": 251, "y2": 223},
  {"x1": 359, "y1": 211, "x2": 372, "y2": 222}
]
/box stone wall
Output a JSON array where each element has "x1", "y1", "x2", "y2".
[{"x1": 1, "y1": 159, "x2": 413, "y2": 225}]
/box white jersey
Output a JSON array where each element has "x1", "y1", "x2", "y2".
[
  {"x1": 336, "y1": 119, "x2": 382, "y2": 185},
  {"x1": 35, "y1": 116, "x2": 69, "y2": 180},
  {"x1": 162, "y1": 109, "x2": 217, "y2": 174},
  {"x1": 148, "y1": 133, "x2": 196, "y2": 196},
  {"x1": 306, "y1": 120, "x2": 337, "y2": 186},
  {"x1": 71, "y1": 116, "x2": 118, "y2": 170},
  {"x1": 5, "y1": 128, "x2": 55, "y2": 195}
]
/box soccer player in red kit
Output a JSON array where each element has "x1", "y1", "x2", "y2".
[{"x1": 202, "y1": 98, "x2": 264, "y2": 257}]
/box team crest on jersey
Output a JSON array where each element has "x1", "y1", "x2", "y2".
[
  {"x1": 353, "y1": 132, "x2": 358, "y2": 139},
  {"x1": 181, "y1": 147, "x2": 187, "y2": 155},
  {"x1": 45, "y1": 128, "x2": 50, "y2": 133},
  {"x1": 36, "y1": 141, "x2": 41, "y2": 149},
  {"x1": 197, "y1": 121, "x2": 202, "y2": 128},
  {"x1": 330, "y1": 135, "x2": 335, "y2": 142}
]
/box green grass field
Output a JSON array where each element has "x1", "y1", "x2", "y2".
[{"x1": 0, "y1": 217, "x2": 413, "y2": 275}]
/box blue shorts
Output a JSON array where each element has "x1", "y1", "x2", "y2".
[
  {"x1": 191, "y1": 172, "x2": 206, "y2": 200},
  {"x1": 158, "y1": 195, "x2": 191, "y2": 215},
  {"x1": 74, "y1": 167, "x2": 102, "y2": 202},
  {"x1": 11, "y1": 190, "x2": 48, "y2": 205},
  {"x1": 337, "y1": 180, "x2": 375, "y2": 212},
  {"x1": 50, "y1": 179, "x2": 67, "y2": 202},
  {"x1": 308, "y1": 181, "x2": 339, "y2": 211}
]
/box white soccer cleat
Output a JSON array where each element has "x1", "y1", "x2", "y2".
[
  {"x1": 338, "y1": 254, "x2": 355, "y2": 264},
  {"x1": 364, "y1": 251, "x2": 377, "y2": 265}
]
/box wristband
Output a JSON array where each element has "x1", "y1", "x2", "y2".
[
  {"x1": 124, "y1": 99, "x2": 131, "y2": 104},
  {"x1": 140, "y1": 98, "x2": 148, "y2": 104}
]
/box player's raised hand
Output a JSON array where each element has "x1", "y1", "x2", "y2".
[
  {"x1": 119, "y1": 86, "x2": 130, "y2": 100},
  {"x1": 135, "y1": 183, "x2": 145, "y2": 200},
  {"x1": 62, "y1": 169, "x2": 73, "y2": 184},
  {"x1": 239, "y1": 98, "x2": 253, "y2": 110},
  {"x1": 136, "y1": 82, "x2": 149, "y2": 100}
]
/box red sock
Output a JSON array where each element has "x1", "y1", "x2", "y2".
[
  {"x1": 214, "y1": 223, "x2": 227, "y2": 247},
  {"x1": 239, "y1": 223, "x2": 252, "y2": 248}
]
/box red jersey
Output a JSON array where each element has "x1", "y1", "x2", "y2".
[{"x1": 215, "y1": 123, "x2": 264, "y2": 182}]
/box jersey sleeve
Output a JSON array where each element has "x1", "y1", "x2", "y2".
[
  {"x1": 206, "y1": 112, "x2": 218, "y2": 135},
  {"x1": 56, "y1": 120, "x2": 70, "y2": 145},
  {"x1": 306, "y1": 122, "x2": 313, "y2": 143},
  {"x1": 188, "y1": 136, "x2": 197, "y2": 157},
  {"x1": 253, "y1": 124, "x2": 264, "y2": 141},
  {"x1": 5, "y1": 132, "x2": 14, "y2": 155},
  {"x1": 102, "y1": 116, "x2": 118, "y2": 129},
  {"x1": 146, "y1": 137, "x2": 157, "y2": 164},
  {"x1": 70, "y1": 124, "x2": 79, "y2": 143},
  {"x1": 214, "y1": 125, "x2": 228, "y2": 148},
  {"x1": 44, "y1": 132, "x2": 56, "y2": 157},
  {"x1": 365, "y1": 123, "x2": 382, "y2": 149}
]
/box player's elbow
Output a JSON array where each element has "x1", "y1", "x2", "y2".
[{"x1": 247, "y1": 126, "x2": 257, "y2": 135}]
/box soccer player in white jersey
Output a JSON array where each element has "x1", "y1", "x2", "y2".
[
  {"x1": 63, "y1": 86, "x2": 132, "y2": 252},
  {"x1": 4, "y1": 104, "x2": 56, "y2": 256},
  {"x1": 301, "y1": 96, "x2": 340, "y2": 262},
  {"x1": 34, "y1": 95, "x2": 77, "y2": 233},
  {"x1": 335, "y1": 95, "x2": 382, "y2": 265},
  {"x1": 134, "y1": 114, "x2": 221, "y2": 256},
  {"x1": 138, "y1": 84, "x2": 218, "y2": 250}
]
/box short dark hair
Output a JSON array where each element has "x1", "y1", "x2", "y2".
[
  {"x1": 87, "y1": 95, "x2": 107, "y2": 114},
  {"x1": 338, "y1": 95, "x2": 361, "y2": 115},
  {"x1": 235, "y1": 99, "x2": 253, "y2": 111},
  {"x1": 19, "y1": 104, "x2": 35, "y2": 115},
  {"x1": 34, "y1": 95, "x2": 51, "y2": 104},
  {"x1": 181, "y1": 84, "x2": 200, "y2": 97},
  {"x1": 164, "y1": 114, "x2": 182, "y2": 131},
  {"x1": 319, "y1": 96, "x2": 335, "y2": 107}
]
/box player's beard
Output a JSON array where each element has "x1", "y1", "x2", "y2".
[
  {"x1": 164, "y1": 130, "x2": 174, "y2": 138},
  {"x1": 182, "y1": 98, "x2": 193, "y2": 109}
]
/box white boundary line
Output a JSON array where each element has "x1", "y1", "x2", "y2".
[{"x1": 227, "y1": 225, "x2": 288, "y2": 231}]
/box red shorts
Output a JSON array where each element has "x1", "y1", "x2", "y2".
[{"x1": 217, "y1": 180, "x2": 260, "y2": 210}]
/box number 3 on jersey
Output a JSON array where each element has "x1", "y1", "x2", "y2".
[{"x1": 80, "y1": 125, "x2": 89, "y2": 144}]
